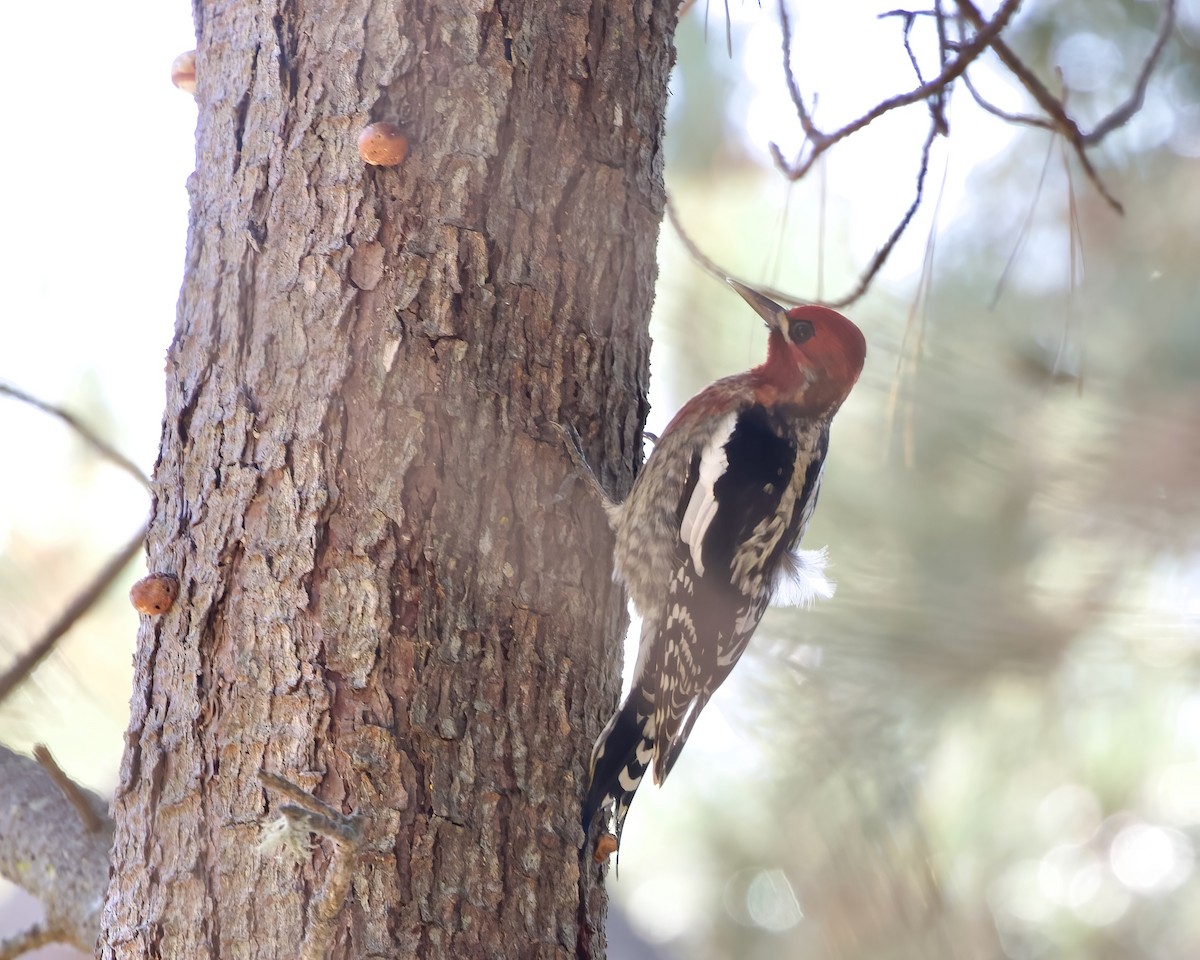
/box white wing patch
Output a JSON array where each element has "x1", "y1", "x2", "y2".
[
  {"x1": 771, "y1": 546, "x2": 835, "y2": 607},
  {"x1": 678, "y1": 413, "x2": 737, "y2": 577}
]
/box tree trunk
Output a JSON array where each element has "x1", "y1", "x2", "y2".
[{"x1": 99, "y1": 1, "x2": 674, "y2": 956}]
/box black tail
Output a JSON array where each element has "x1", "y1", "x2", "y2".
[{"x1": 582, "y1": 690, "x2": 656, "y2": 840}]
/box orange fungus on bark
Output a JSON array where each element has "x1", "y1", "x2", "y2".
[
  {"x1": 358, "y1": 123, "x2": 409, "y2": 167},
  {"x1": 171, "y1": 51, "x2": 196, "y2": 94},
  {"x1": 130, "y1": 574, "x2": 179, "y2": 616}
]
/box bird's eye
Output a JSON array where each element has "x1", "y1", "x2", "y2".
[{"x1": 788, "y1": 318, "x2": 814, "y2": 344}]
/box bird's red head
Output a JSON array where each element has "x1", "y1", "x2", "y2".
[{"x1": 728, "y1": 280, "x2": 867, "y2": 415}]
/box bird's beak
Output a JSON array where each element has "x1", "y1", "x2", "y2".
[{"x1": 726, "y1": 278, "x2": 788, "y2": 330}]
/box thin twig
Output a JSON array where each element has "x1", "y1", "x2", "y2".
[
  {"x1": 953, "y1": 0, "x2": 1081, "y2": 132},
  {"x1": 259, "y1": 771, "x2": 364, "y2": 960},
  {"x1": 259, "y1": 771, "x2": 363, "y2": 845},
  {"x1": 0, "y1": 382, "x2": 150, "y2": 488},
  {"x1": 878, "y1": 8, "x2": 941, "y2": 20},
  {"x1": 897, "y1": 11, "x2": 927, "y2": 85},
  {"x1": 670, "y1": 110, "x2": 935, "y2": 312},
  {"x1": 765, "y1": 178, "x2": 797, "y2": 289},
  {"x1": 666, "y1": 199, "x2": 810, "y2": 307},
  {"x1": 0, "y1": 524, "x2": 148, "y2": 702},
  {"x1": 960, "y1": 66, "x2": 1052, "y2": 129},
  {"x1": 952, "y1": 13, "x2": 1052, "y2": 129},
  {"x1": 1083, "y1": 0, "x2": 1177, "y2": 144},
  {"x1": 778, "y1": 0, "x2": 819, "y2": 141},
  {"x1": 889, "y1": 7, "x2": 949, "y2": 134},
  {"x1": 33, "y1": 744, "x2": 105, "y2": 833},
  {"x1": 677, "y1": 0, "x2": 1171, "y2": 307},
  {"x1": 1060, "y1": 135, "x2": 1087, "y2": 393},
  {"x1": 825, "y1": 117, "x2": 940, "y2": 309},
  {"x1": 990, "y1": 132, "x2": 1057, "y2": 309},
  {"x1": 774, "y1": 0, "x2": 1022, "y2": 180},
  {"x1": 260, "y1": 771, "x2": 345, "y2": 824},
  {"x1": 930, "y1": 0, "x2": 952, "y2": 134},
  {"x1": 954, "y1": 0, "x2": 1176, "y2": 206},
  {"x1": 907, "y1": 161, "x2": 950, "y2": 463}
]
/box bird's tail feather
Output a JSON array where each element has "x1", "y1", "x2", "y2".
[{"x1": 582, "y1": 690, "x2": 656, "y2": 841}]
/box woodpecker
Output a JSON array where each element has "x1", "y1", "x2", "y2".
[{"x1": 577, "y1": 279, "x2": 866, "y2": 846}]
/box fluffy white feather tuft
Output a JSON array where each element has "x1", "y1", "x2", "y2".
[{"x1": 771, "y1": 546, "x2": 835, "y2": 607}]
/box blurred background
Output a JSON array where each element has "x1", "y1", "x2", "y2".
[{"x1": 2, "y1": 1, "x2": 1199, "y2": 958}]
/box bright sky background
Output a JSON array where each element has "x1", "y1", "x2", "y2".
[{"x1": 0, "y1": 2, "x2": 196, "y2": 548}]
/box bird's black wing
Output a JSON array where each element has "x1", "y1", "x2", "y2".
[{"x1": 651, "y1": 406, "x2": 827, "y2": 781}]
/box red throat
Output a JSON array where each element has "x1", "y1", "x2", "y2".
[
  {"x1": 756, "y1": 329, "x2": 807, "y2": 393},
  {"x1": 753, "y1": 309, "x2": 866, "y2": 412}
]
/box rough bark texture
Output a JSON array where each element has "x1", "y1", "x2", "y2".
[{"x1": 99, "y1": 0, "x2": 674, "y2": 957}]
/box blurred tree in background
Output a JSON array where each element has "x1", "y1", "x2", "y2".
[{"x1": 2, "y1": 1, "x2": 1198, "y2": 958}]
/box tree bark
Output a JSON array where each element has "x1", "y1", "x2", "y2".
[
  {"x1": 99, "y1": 0, "x2": 674, "y2": 957},
  {"x1": 0, "y1": 746, "x2": 112, "y2": 953}
]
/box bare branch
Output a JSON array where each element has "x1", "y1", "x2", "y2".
[
  {"x1": 954, "y1": 0, "x2": 1175, "y2": 151},
  {"x1": 677, "y1": 0, "x2": 1173, "y2": 308},
  {"x1": 885, "y1": 6, "x2": 950, "y2": 134},
  {"x1": 33, "y1": 744, "x2": 106, "y2": 833},
  {"x1": 1083, "y1": 0, "x2": 1177, "y2": 144},
  {"x1": 669, "y1": 117, "x2": 938, "y2": 311},
  {"x1": 0, "y1": 923, "x2": 62, "y2": 960},
  {"x1": 778, "y1": 0, "x2": 820, "y2": 143},
  {"x1": 945, "y1": 0, "x2": 1152, "y2": 211},
  {"x1": 930, "y1": 0, "x2": 952, "y2": 134},
  {"x1": 665, "y1": 199, "x2": 811, "y2": 307},
  {"x1": 946, "y1": 4, "x2": 1050, "y2": 129},
  {"x1": 0, "y1": 382, "x2": 150, "y2": 489},
  {"x1": 893, "y1": 11, "x2": 928, "y2": 84},
  {"x1": 960, "y1": 65, "x2": 1053, "y2": 129},
  {"x1": 826, "y1": 118, "x2": 940, "y2": 309},
  {"x1": 775, "y1": 0, "x2": 1022, "y2": 180},
  {"x1": 0, "y1": 524, "x2": 148, "y2": 703},
  {"x1": 952, "y1": 3, "x2": 1084, "y2": 137},
  {"x1": 878, "y1": 8, "x2": 941, "y2": 21},
  {"x1": 0, "y1": 745, "x2": 113, "y2": 953}
]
